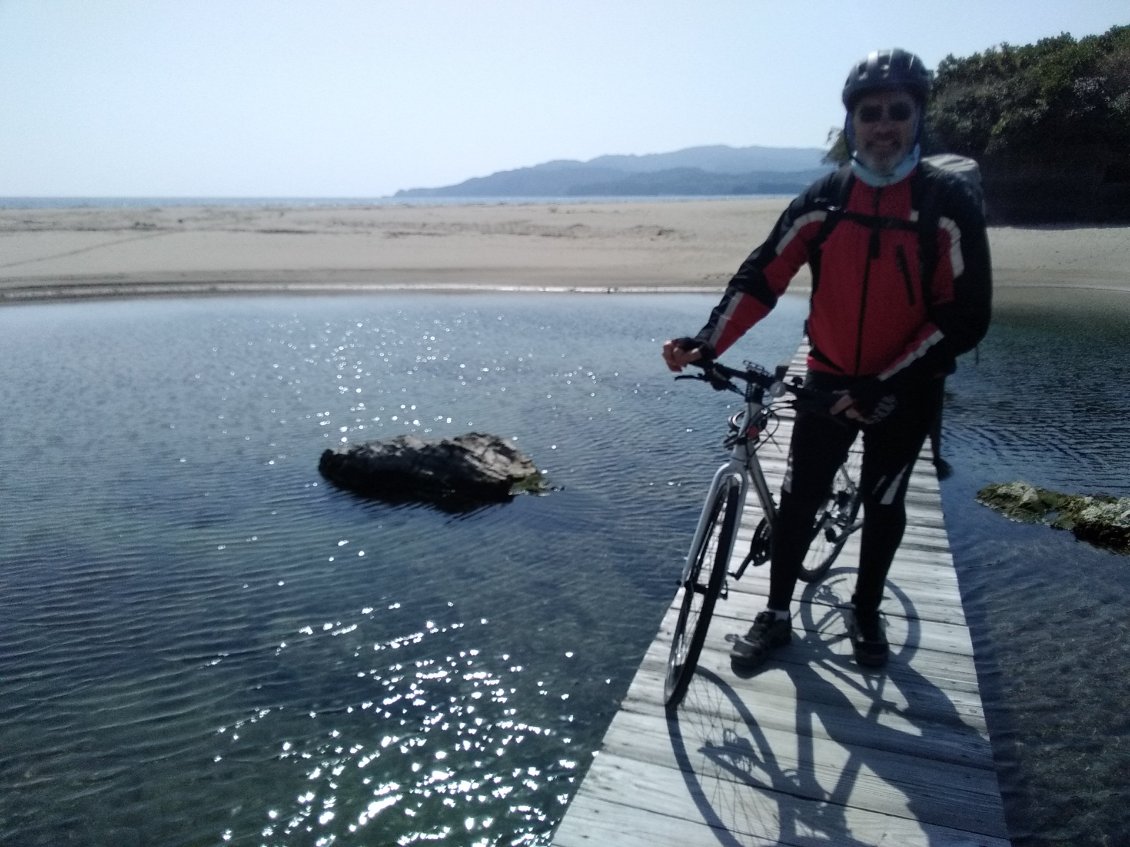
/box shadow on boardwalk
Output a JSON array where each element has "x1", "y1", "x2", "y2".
[{"x1": 666, "y1": 578, "x2": 1005, "y2": 846}]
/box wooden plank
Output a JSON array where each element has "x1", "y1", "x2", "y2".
[
  {"x1": 551, "y1": 346, "x2": 1009, "y2": 847},
  {"x1": 592, "y1": 708, "x2": 1005, "y2": 835},
  {"x1": 621, "y1": 660, "x2": 996, "y2": 771},
  {"x1": 554, "y1": 753, "x2": 1009, "y2": 847},
  {"x1": 634, "y1": 628, "x2": 993, "y2": 732}
]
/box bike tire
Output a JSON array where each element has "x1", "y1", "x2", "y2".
[
  {"x1": 798, "y1": 458, "x2": 862, "y2": 583},
  {"x1": 664, "y1": 475, "x2": 742, "y2": 711}
]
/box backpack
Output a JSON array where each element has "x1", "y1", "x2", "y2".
[{"x1": 923, "y1": 153, "x2": 984, "y2": 212}]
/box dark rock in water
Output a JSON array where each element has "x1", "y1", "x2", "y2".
[
  {"x1": 977, "y1": 481, "x2": 1130, "y2": 554},
  {"x1": 319, "y1": 432, "x2": 544, "y2": 508}
]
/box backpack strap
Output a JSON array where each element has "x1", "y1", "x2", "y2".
[
  {"x1": 810, "y1": 167, "x2": 854, "y2": 264},
  {"x1": 914, "y1": 161, "x2": 947, "y2": 309}
]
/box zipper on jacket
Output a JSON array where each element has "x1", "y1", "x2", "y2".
[
  {"x1": 854, "y1": 188, "x2": 883, "y2": 374},
  {"x1": 896, "y1": 244, "x2": 916, "y2": 305}
]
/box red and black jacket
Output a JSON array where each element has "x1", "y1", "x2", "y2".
[{"x1": 694, "y1": 162, "x2": 992, "y2": 394}]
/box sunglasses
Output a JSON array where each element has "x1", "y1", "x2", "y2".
[{"x1": 856, "y1": 102, "x2": 916, "y2": 124}]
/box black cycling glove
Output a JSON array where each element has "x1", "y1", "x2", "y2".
[
  {"x1": 849, "y1": 377, "x2": 898, "y2": 424},
  {"x1": 671, "y1": 337, "x2": 716, "y2": 362}
]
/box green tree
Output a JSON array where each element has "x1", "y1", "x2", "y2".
[{"x1": 927, "y1": 25, "x2": 1130, "y2": 159}]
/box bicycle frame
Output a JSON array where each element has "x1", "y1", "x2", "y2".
[{"x1": 679, "y1": 384, "x2": 778, "y2": 585}]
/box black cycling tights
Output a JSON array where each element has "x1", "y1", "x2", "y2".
[{"x1": 767, "y1": 375, "x2": 944, "y2": 615}]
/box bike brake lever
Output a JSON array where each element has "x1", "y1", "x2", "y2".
[{"x1": 674, "y1": 372, "x2": 736, "y2": 393}]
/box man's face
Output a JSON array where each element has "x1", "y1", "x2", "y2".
[{"x1": 851, "y1": 89, "x2": 919, "y2": 175}]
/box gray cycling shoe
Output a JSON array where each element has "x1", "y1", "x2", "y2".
[{"x1": 730, "y1": 610, "x2": 791, "y2": 670}]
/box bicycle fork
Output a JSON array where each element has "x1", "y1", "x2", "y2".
[{"x1": 679, "y1": 460, "x2": 747, "y2": 585}]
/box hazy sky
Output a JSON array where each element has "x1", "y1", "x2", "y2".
[{"x1": 2, "y1": 1, "x2": 1126, "y2": 197}]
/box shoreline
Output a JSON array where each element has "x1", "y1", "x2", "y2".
[
  {"x1": 4, "y1": 278, "x2": 1128, "y2": 310},
  {"x1": 3, "y1": 199, "x2": 1128, "y2": 307}
]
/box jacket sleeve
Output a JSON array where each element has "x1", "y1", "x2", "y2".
[
  {"x1": 693, "y1": 174, "x2": 838, "y2": 357},
  {"x1": 875, "y1": 171, "x2": 992, "y2": 391}
]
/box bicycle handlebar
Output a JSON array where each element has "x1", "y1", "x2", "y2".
[{"x1": 676, "y1": 358, "x2": 841, "y2": 418}]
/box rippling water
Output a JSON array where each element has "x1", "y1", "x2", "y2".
[
  {"x1": 0, "y1": 292, "x2": 1126, "y2": 847},
  {"x1": 0, "y1": 294, "x2": 806, "y2": 847},
  {"x1": 940, "y1": 293, "x2": 1130, "y2": 847}
]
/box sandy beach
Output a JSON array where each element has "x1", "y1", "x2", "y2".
[{"x1": 2, "y1": 199, "x2": 1128, "y2": 305}]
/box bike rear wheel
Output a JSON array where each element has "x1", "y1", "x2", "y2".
[
  {"x1": 664, "y1": 475, "x2": 742, "y2": 711},
  {"x1": 798, "y1": 455, "x2": 862, "y2": 583}
]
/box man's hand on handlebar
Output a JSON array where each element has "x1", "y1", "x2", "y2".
[
  {"x1": 662, "y1": 337, "x2": 707, "y2": 373},
  {"x1": 663, "y1": 345, "x2": 896, "y2": 426}
]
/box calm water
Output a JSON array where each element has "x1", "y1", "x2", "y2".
[{"x1": 0, "y1": 292, "x2": 1126, "y2": 847}]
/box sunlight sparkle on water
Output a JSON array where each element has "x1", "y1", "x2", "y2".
[{"x1": 245, "y1": 609, "x2": 578, "y2": 845}]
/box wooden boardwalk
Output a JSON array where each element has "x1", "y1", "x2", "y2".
[{"x1": 552, "y1": 350, "x2": 1010, "y2": 847}]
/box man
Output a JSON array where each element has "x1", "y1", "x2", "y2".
[{"x1": 662, "y1": 48, "x2": 991, "y2": 669}]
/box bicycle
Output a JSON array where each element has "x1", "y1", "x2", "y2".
[{"x1": 663, "y1": 358, "x2": 863, "y2": 711}]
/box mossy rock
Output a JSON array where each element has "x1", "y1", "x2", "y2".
[{"x1": 977, "y1": 482, "x2": 1130, "y2": 554}]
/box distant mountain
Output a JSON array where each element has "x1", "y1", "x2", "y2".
[{"x1": 393, "y1": 144, "x2": 833, "y2": 198}]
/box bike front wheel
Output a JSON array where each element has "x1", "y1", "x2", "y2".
[{"x1": 664, "y1": 475, "x2": 742, "y2": 711}]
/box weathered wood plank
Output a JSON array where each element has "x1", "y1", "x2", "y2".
[
  {"x1": 630, "y1": 636, "x2": 993, "y2": 734},
  {"x1": 590, "y1": 708, "x2": 1006, "y2": 835},
  {"x1": 554, "y1": 752, "x2": 1010, "y2": 847},
  {"x1": 620, "y1": 662, "x2": 997, "y2": 771}
]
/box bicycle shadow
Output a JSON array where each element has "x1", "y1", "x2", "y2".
[{"x1": 665, "y1": 572, "x2": 999, "y2": 846}]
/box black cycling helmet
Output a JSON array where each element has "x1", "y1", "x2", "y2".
[{"x1": 842, "y1": 48, "x2": 931, "y2": 109}]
